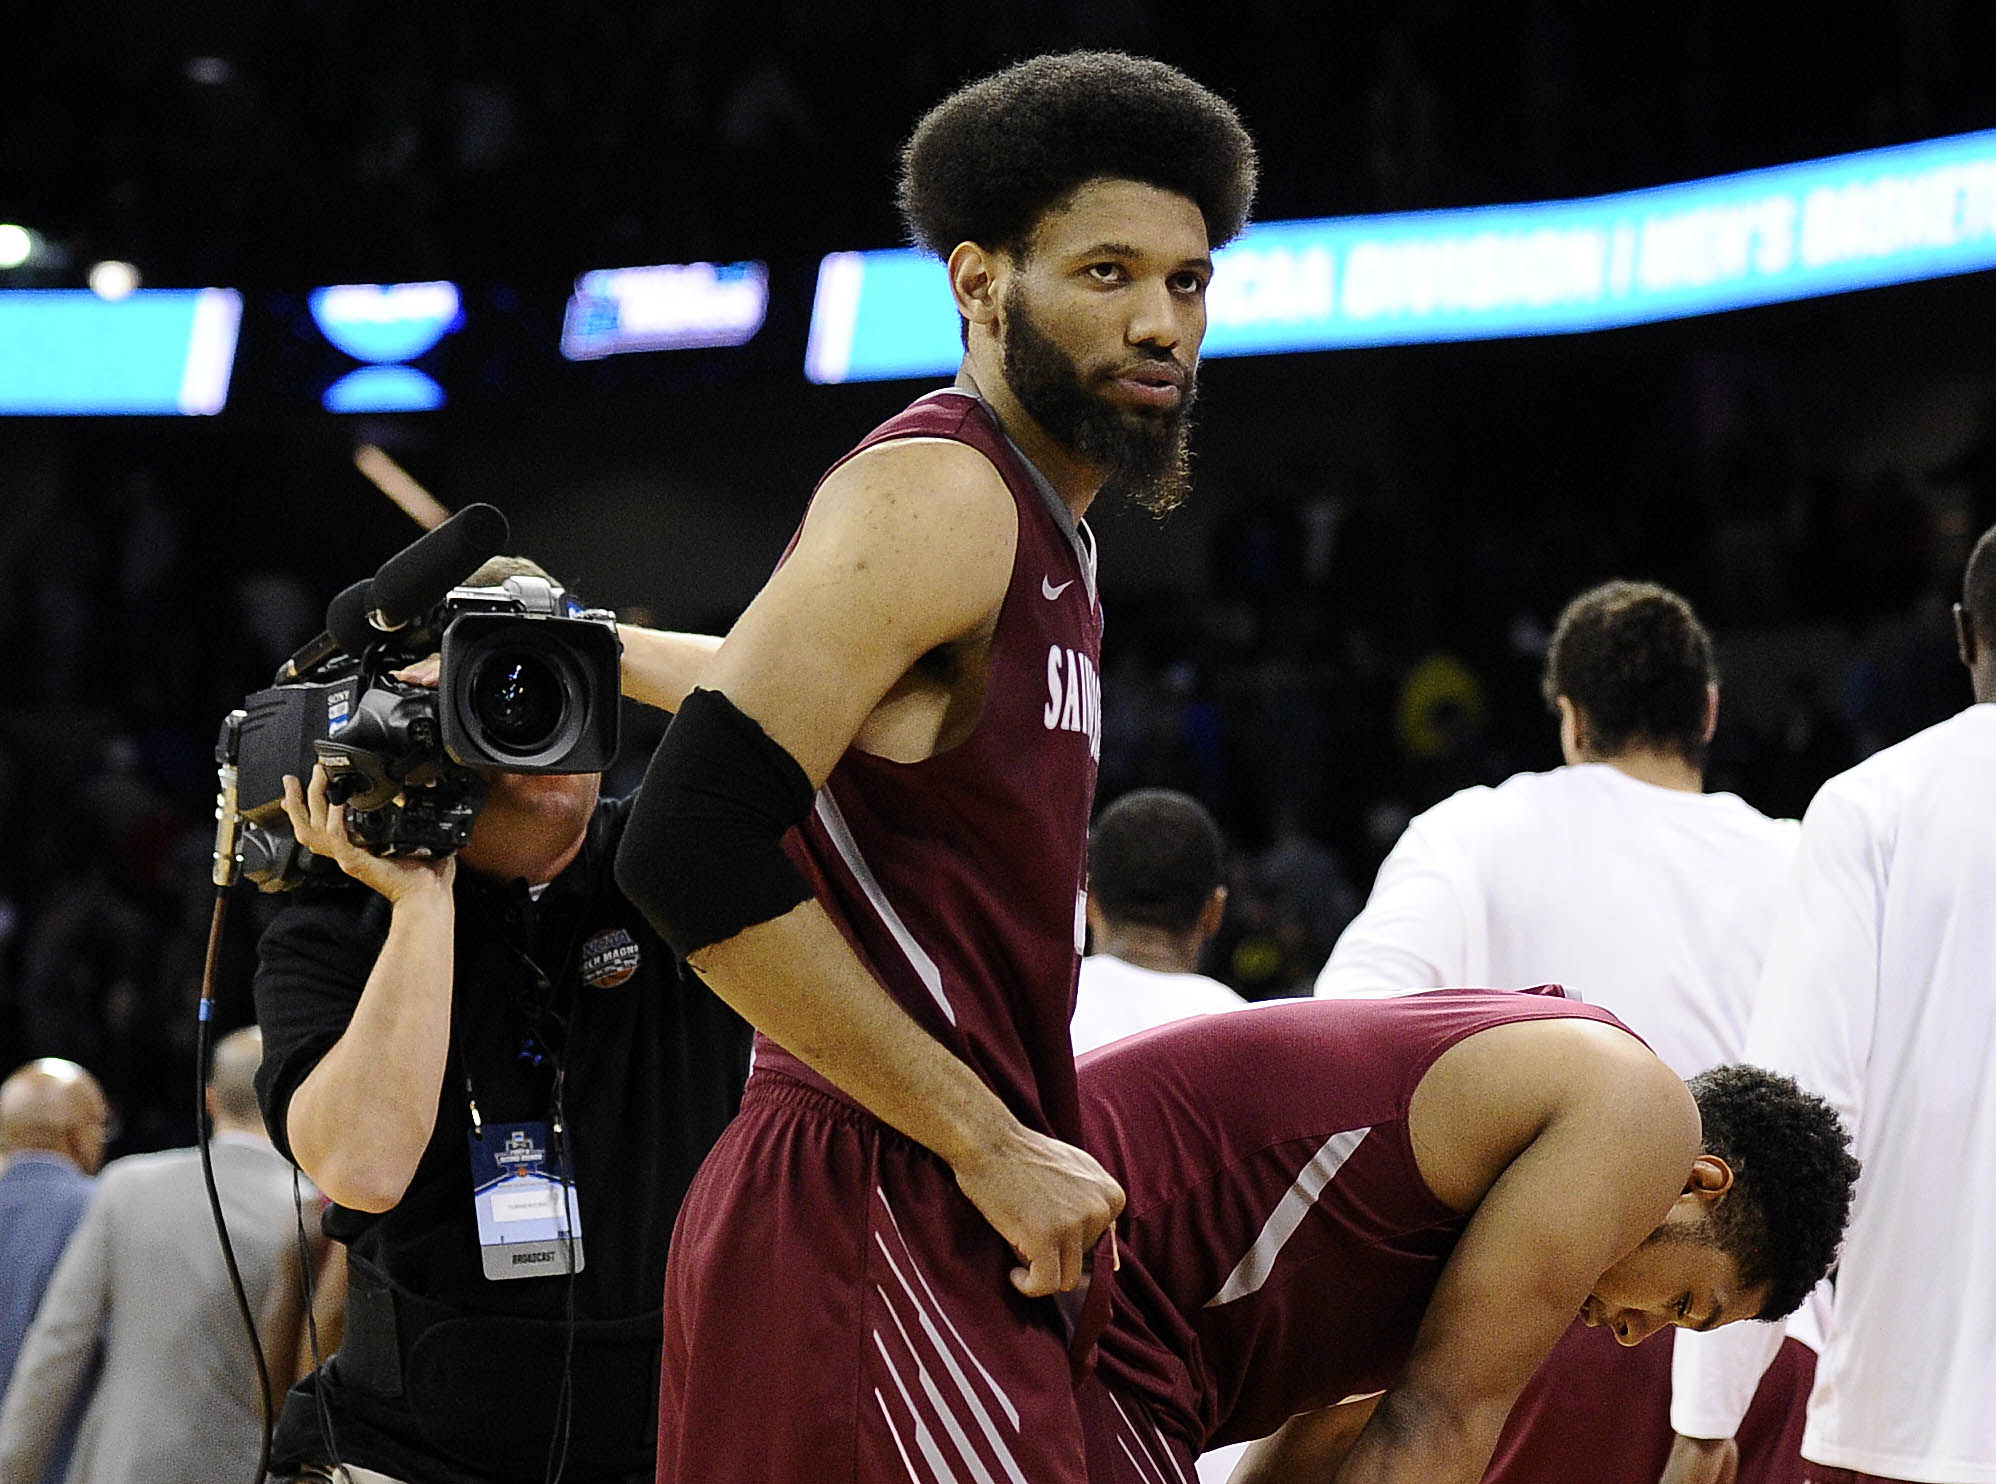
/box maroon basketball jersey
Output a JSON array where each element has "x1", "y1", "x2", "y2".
[
  {"x1": 1079, "y1": 989, "x2": 1641, "y2": 1452},
  {"x1": 759, "y1": 388, "x2": 1104, "y2": 1143}
]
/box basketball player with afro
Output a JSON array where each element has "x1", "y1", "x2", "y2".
[{"x1": 613, "y1": 51, "x2": 1258, "y2": 1484}]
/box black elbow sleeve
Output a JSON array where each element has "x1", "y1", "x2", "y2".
[{"x1": 614, "y1": 687, "x2": 818, "y2": 958}]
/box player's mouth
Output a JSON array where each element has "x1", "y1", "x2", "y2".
[{"x1": 1107, "y1": 362, "x2": 1186, "y2": 407}]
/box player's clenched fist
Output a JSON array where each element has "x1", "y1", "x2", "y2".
[{"x1": 952, "y1": 1124, "x2": 1126, "y2": 1297}]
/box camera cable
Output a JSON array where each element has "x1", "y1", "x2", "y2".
[
  {"x1": 292, "y1": 1164, "x2": 348, "y2": 1481},
  {"x1": 204, "y1": 715, "x2": 277, "y2": 1484}
]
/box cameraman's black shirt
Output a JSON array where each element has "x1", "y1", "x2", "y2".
[{"x1": 254, "y1": 792, "x2": 750, "y2": 1484}]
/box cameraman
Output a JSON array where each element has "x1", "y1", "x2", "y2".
[{"x1": 253, "y1": 558, "x2": 747, "y2": 1484}]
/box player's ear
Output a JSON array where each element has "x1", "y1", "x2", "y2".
[
  {"x1": 1084, "y1": 893, "x2": 1110, "y2": 947},
  {"x1": 950, "y1": 242, "x2": 1003, "y2": 332},
  {"x1": 1554, "y1": 695, "x2": 1586, "y2": 764},
  {"x1": 1197, "y1": 885, "x2": 1228, "y2": 942},
  {"x1": 1684, "y1": 1153, "x2": 1734, "y2": 1202}
]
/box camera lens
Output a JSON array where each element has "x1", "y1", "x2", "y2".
[{"x1": 470, "y1": 651, "x2": 567, "y2": 753}]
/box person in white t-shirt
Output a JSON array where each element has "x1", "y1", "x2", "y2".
[
  {"x1": 1671, "y1": 523, "x2": 1996, "y2": 1484},
  {"x1": 1073, "y1": 788, "x2": 1248, "y2": 1057},
  {"x1": 1318, "y1": 579, "x2": 1816, "y2": 1484}
]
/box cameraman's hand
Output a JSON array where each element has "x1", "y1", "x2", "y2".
[
  {"x1": 282, "y1": 764, "x2": 455, "y2": 903},
  {"x1": 390, "y1": 653, "x2": 441, "y2": 688}
]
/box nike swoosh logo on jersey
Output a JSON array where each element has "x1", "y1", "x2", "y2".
[{"x1": 1042, "y1": 576, "x2": 1075, "y2": 600}]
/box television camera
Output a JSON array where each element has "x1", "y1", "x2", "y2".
[{"x1": 214, "y1": 504, "x2": 621, "y2": 891}]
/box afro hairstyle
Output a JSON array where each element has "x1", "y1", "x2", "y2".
[{"x1": 898, "y1": 50, "x2": 1258, "y2": 261}]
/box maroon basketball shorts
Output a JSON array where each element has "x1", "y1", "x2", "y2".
[
  {"x1": 1803, "y1": 1471, "x2": 1932, "y2": 1484},
  {"x1": 1481, "y1": 1320, "x2": 1816, "y2": 1484},
  {"x1": 657, "y1": 1071, "x2": 1091, "y2": 1484},
  {"x1": 1074, "y1": 1375, "x2": 1201, "y2": 1484}
]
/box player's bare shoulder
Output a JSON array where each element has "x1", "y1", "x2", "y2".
[
  {"x1": 695, "y1": 436, "x2": 1024, "y2": 782},
  {"x1": 800, "y1": 438, "x2": 1022, "y2": 762},
  {"x1": 1410, "y1": 1014, "x2": 1696, "y2": 1214},
  {"x1": 805, "y1": 436, "x2": 1019, "y2": 624}
]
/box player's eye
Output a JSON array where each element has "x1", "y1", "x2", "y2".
[
  {"x1": 1169, "y1": 271, "x2": 1209, "y2": 295},
  {"x1": 1086, "y1": 262, "x2": 1126, "y2": 283}
]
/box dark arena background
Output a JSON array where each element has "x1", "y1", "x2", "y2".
[{"x1": 3, "y1": 4, "x2": 1994, "y2": 1154}]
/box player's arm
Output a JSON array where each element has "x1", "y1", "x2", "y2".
[
  {"x1": 1227, "y1": 1394, "x2": 1382, "y2": 1483},
  {"x1": 1658, "y1": 1433, "x2": 1740, "y2": 1484},
  {"x1": 616, "y1": 439, "x2": 1124, "y2": 1297},
  {"x1": 273, "y1": 766, "x2": 458, "y2": 1212},
  {"x1": 1329, "y1": 1038, "x2": 1699, "y2": 1484},
  {"x1": 1316, "y1": 809, "x2": 1475, "y2": 997},
  {"x1": 399, "y1": 626, "x2": 723, "y2": 717},
  {"x1": 619, "y1": 625, "x2": 722, "y2": 713}
]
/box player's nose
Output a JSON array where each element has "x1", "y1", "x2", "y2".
[
  {"x1": 1611, "y1": 1309, "x2": 1661, "y2": 1346},
  {"x1": 1125, "y1": 280, "x2": 1184, "y2": 349}
]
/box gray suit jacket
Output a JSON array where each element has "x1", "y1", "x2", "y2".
[{"x1": 0, "y1": 1134, "x2": 301, "y2": 1484}]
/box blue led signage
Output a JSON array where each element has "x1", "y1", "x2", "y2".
[
  {"x1": 561, "y1": 261, "x2": 769, "y2": 359},
  {"x1": 0, "y1": 289, "x2": 242, "y2": 415},
  {"x1": 804, "y1": 128, "x2": 1996, "y2": 383}
]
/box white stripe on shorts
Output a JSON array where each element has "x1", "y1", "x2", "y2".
[{"x1": 877, "y1": 1187, "x2": 1021, "y2": 1428}]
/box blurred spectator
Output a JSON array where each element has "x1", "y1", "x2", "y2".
[
  {"x1": 1932, "y1": 395, "x2": 1996, "y2": 535},
  {"x1": 1704, "y1": 383, "x2": 1800, "y2": 622},
  {"x1": 0, "y1": 1029, "x2": 297, "y2": 1484},
  {"x1": 1844, "y1": 584, "x2": 1970, "y2": 755},
  {"x1": 1073, "y1": 789, "x2": 1248, "y2": 1054},
  {"x1": 1749, "y1": 675, "x2": 1860, "y2": 820},
  {"x1": 0, "y1": 1057, "x2": 110, "y2": 1484},
  {"x1": 1244, "y1": 807, "x2": 1359, "y2": 993},
  {"x1": 1363, "y1": 28, "x2": 1447, "y2": 207}
]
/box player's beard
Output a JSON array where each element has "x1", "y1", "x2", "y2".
[{"x1": 1001, "y1": 285, "x2": 1197, "y2": 516}]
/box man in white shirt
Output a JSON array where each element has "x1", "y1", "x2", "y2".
[
  {"x1": 1670, "y1": 524, "x2": 1996, "y2": 1484},
  {"x1": 1318, "y1": 579, "x2": 1814, "y2": 1484},
  {"x1": 1073, "y1": 788, "x2": 1248, "y2": 1057}
]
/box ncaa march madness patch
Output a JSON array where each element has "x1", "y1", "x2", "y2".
[{"x1": 579, "y1": 928, "x2": 640, "y2": 988}]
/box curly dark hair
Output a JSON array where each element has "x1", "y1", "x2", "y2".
[
  {"x1": 1963, "y1": 520, "x2": 1996, "y2": 644},
  {"x1": 1541, "y1": 579, "x2": 1717, "y2": 765},
  {"x1": 1688, "y1": 1064, "x2": 1861, "y2": 1320},
  {"x1": 1089, "y1": 788, "x2": 1225, "y2": 934},
  {"x1": 897, "y1": 51, "x2": 1258, "y2": 260}
]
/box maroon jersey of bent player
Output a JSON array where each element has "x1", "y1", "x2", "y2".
[
  {"x1": 1079, "y1": 989, "x2": 1642, "y2": 1453},
  {"x1": 757, "y1": 387, "x2": 1105, "y2": 1144}
]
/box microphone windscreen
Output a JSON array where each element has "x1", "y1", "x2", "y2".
[
  {"x1": 324, "y1": 579, "x2": 377, "y2": 656},
  {"x1": 367, "y1": 503, "x2": 510, "y2": 630}
]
